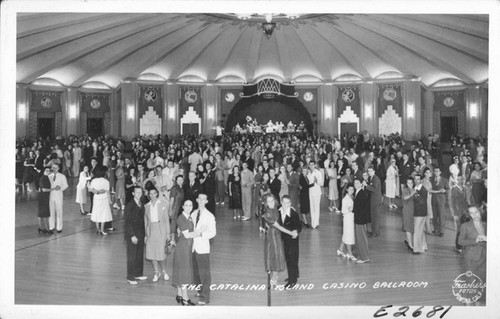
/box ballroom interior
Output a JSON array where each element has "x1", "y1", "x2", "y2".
[
  {"x1": 15, "y1": 13, "x2": 488, "y2": 142},
  {"x1": 9, "y1": 10, "x2": 495, "y2": 313}
]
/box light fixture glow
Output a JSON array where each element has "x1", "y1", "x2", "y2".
[
  {"x1": 18, "y1": 103, "x2": 26, "y2": 120},
  {"x1": 127, "y1": 104, "x2": 135, "y2": 120},
  {"x1": 169, "y1": 106, "x2": 176, "y2": 120},
  {"x1": 207, "y1": 105, "x2": 215, "y2": 120},
  {"x1": 365, "y1": 104, "x2": 372, "y2": 119},
  {"x1": 69, "y1": 104, "x2": 77, "y2": 120},
  {"x1": 470, "y1": 103, "x2": 478, "y2": 118},
  {"x1": 324, "y1": 105, "x2": 332, "y2": 120},
  {"x1": 407, "y1": 103, "x2": 415, "y2": 119}
]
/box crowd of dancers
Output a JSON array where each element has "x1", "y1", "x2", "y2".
[{"x1": 15, "y1": 130, "x2": 488, "y2": 304}]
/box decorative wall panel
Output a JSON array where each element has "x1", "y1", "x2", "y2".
[
  {"x1": 378, "y1": 84, "x2": 402, "y2": 117},
  {"x1": 80, "y1": 112, "x2": 88, "y2": 136},
  {"x1": 104, "y1": 112, "x2": 111, "y2": 136},
  {"x1": 378, "y1": 105, "x2": 402, "y2": 136},
  {"x1": 180, "y1": 106, "x2": 201, "y2": 135},
  {"x1": 337, "y1": 106, "x2": 359, "y2": 135},
  {"x1": 140, "y1": 106, "x2": 162, "y2": 136},
  {"x1": 30, "y1": 90, "x2": 62, "y2": 112},
  {"x1": 336, "y1": 85, "x2": 360, "y2": 119},
  {"x1": 139, "y1": 84, "x2": 162, "y2": 117},
  {"x1": 29, "y1": 111, "x2": 37, "y2": 137},
  {"x1": 55, "y1": 112, "x2": 62, "y2": 137},
  {"x1": 80, "y1": 92, "x2": 110, "y2": 113}
]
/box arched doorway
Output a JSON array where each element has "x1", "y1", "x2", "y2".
[{"x1": 225, "y1": 95, "x2": 314, "y2": 133}]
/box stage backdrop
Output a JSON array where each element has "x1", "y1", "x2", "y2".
[{"x1": 225, "y1": 95, "x2": 313, "y2": 133}]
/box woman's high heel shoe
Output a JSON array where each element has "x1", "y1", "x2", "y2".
[
  {"x1": 37, "y1": 228, "x2": 45, "y2": 234},
  {"x1": 346, "y1": 254, "x2": 358, "y2": 261},
  {"x1": 337, "y1": 250, "x2": 346, "y2": 257},
  {"x1": 181, "y1": 298, "x2": 196, "y2": 306},
  {"x1": 175, "y1": 295, "x2": 183, "y2": 304}
]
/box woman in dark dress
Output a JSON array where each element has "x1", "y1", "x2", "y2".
[
  {"x1": 203, "y1": 161, "x2": 217, "y2": 215},
  {"x1": 469, "y1": 162, "x2": 486, "y2": 206},
  {"x1": 402, "y1": 178, "x2": 415, "y2": 251},
  {"x1": 171, "y1": 199, "x2": 198, "y2": 306},
  {"x1": 169, "y1": 175, "x2": 185, "y2": 228},
  {"x1": 125, "y1": 167, "x2": 137, "y2": 205},
  {"x1": 259, "y1": 193, "x2": 298, "y2": 286},
  {"x1": 228, "y1": 165, "x2": 242, "y2": 219},
  {"x1": 37, "y1": 167, "x2": 53, "y2": 234},
  {"x1": 23, "y1": 150, "x2": 36, "y2": 194},
  {"x1": 253, "y1": 165, "x2": 264, "y2": 217},
  {"x1": 299, "y1": 167, "x2": 312, "y2": 227}
]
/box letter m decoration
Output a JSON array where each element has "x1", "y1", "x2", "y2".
[
  {"x1": 258, "y1": 78, "x2": 281, "y2": 99},
  {"x1": 240, "y1": 78, "x2": 298, "y2": 99}
]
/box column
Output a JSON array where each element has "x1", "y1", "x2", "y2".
[
  {"x1": 466, "y1": 86, "x2": 481, "y2": 138},
  {"x1": 165, "y1": 83, "x2": 178, "y2": 136},
  {"x1": 111, "y1": 89, "x2": 120, "y2": 137},
  {"x1": 423, "y1": 89, "x2": 434, "y2": 135},
  {"x1": 16, "y1": 84, "x2": 29, "y2": 139},
  {"x1": 121, "y1": 81, "x2": 138, "y2": 138},
  {"x1": 319, "y1": 84, "x2": 334, "y2": 137},
  {"x1": 360, "y1": 83, "x2": 377, "y2": 134},
  {"x1": 402, "y1": 81, "x2": 421, "y2": 141},
  {"x1": 66, "y1": 87, "x2": 79, "y2": 136},
  {"x1": 203, "y1": 84, "x2": 217, "y2": 135}
]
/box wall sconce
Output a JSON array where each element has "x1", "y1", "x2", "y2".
[
  {"x1": 169, "y1": 105, "x2": 175, "y2": 120},
  {"x1": 365, "y1": 104, "x2": 372, "y2": 119},
  {"x1": 470, "y1": 103, "x2": 478, "y2": 118},
  {"x1": 207, "y1": 105, "x2": 215, "y2": 120},
  {"x1": 18, "y1": 103, "x2": 26, "y2": 121},
  {"x1": 407, "y1": 103, "x2": 415, "y2": 119},
  {"x1": 127, "y1": 104, "x2": 135, "y2": 120},
  {"x1": 69, "y1": 104, "x2": 77, "y2": 120},
  {"x1": 324, "y1": 105, "x2": 332, "y2": 120}
]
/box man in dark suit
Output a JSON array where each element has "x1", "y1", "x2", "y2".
[
  {"x1": 278, "y1": 195, "x2": 302, "y2": 288},
  {"x1": 431, "y1": 167, "x2": 449, "y2": 237},
  {"x1": 33, "y1": 149, "x2": 45, "y2": 188},
  {"x1": 351, "y1": 162, "x2": 364, "y2": 181},
  {"x1": 88, "y1": 157, "x2": 100, "y2": 216},
  {"x1": 364, "y1": 167, "x2": 382, "y2": 237},
  {"x1": 399, "y1": 153, "x2": 414, "y2": 193},
  {"x1": 184, "y1": 171, "x2": 203, "y2": 209},
  {"x1": 124, "y1": 186, "x2": 147, "y2": 285},
  {"x1": 353, "y1": 179, "x2": 371, "y2": 263},
  {"x1": 268, "y1": 168, "x2": 281, "y2": 201}
]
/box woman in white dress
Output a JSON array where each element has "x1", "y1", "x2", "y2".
[
  {"x1": 326, "y1": 161, "x2": 340, "y2": 213},
  {"x1": 72, "y1": 142, "x2": 82, "y2": 177},
  {"x1": 75, "y1": 165, "x2": 91, "y2": 215},
  {"x1": 89, "y1": 167, "x2": 113, "y2": 235},
  {"x1": 278, "y1": 165, "x2": 289, "y2": 200},
  {"x1": 337, "y1": 185, "x2": 356, "y2": 261},
  {"x1": 385, "y1": 158, "x2": 399, "y2": 209}
]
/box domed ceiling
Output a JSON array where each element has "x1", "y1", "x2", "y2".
[{"x1": 17, "y1": 13, "x2": 488, "y2": 89}]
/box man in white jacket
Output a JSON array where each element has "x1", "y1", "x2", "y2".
[{"x1": 191, "y1": 193, "x2": 217, "y2": 305}]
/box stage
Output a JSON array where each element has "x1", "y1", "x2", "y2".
[{"x1": 14, "y1": 179, "x2": 467, "y2": 306}]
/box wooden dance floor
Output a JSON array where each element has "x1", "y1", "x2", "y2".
[{"x1": 15, "y1": 179, "x2": 468, "y2": 306}]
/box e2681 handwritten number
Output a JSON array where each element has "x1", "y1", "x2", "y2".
[{"x1": 374, "y1": 305, "x2": 452, "y2": 318}]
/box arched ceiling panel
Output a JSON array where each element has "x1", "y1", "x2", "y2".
[{"x1": 17, "y1": 13, "x2": 489, "y2": 88}]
